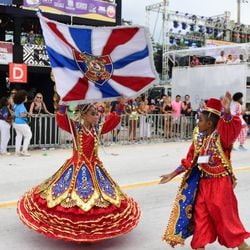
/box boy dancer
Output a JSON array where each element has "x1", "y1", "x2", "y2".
[{"x1": 160, "y1": 92, "x2": 250, "y2": 249}]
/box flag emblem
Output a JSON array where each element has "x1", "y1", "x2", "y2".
[{"x1": 73, "y1": 50, "x2": 113, "y2": 86}]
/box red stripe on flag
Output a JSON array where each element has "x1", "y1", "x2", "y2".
[
  {"x1": 47, "y1": 22, "x2": 74, "y2": 50},
  {"x1": 102, "y1": 28, "x2": 139, "y2": 56},
  {"x1": 62, "y1": 77, "x2": 89, "y2": 102},
  {"x1": 111, "y1": 75, "x2": 155, "y2": 91}
]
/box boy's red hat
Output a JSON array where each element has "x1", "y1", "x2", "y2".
[{"x1": 205, "y1": 98, "x2": 222, "y2": 116}]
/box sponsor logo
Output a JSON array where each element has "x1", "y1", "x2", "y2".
[{"x1": 106, "y1": 5, "x2": 115, "y2": 18}]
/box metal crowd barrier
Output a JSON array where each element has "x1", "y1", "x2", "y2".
[
  {"x1": 100, "y1": 114, "x2": 195, "y2": 145},
  {"x1": 7, "y1": 114, "x2": 196, "y2": 150},
  {"x1": 8, "y1": 114, "x2": 59, "y2": 149}
]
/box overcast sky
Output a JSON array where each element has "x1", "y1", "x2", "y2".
[{"x1": 122, "y1": 0, "x2": 250, "y2": 41}]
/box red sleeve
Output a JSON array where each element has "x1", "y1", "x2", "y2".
[
  {"x1": 181, "y1": 143, "x2": 195, "y2": 170},
  {"x1": 101, "y1": 112, "x2": 121, "y2": 135},
  {"x1": 56, "y1": 112, "x2": 71, "y2": 133},
  {"x1": 217, "y1": 113, "x2": 241, "y2": 149}
]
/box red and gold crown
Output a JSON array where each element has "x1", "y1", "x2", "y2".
[{"x1": 205, "y1": 98, "x2": 222, "y2": 117}]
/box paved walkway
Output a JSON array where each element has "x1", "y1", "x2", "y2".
[{"x1": 0, "y1": 139, "x2": 250, "y2": 249}]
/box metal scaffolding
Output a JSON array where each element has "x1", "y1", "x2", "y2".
[
  {"x1": 146, "y1": 0, "x2": 250, "y2": 81},
  {"x1": 146, "y1": 0, "x2": 169, "y2": 81}
]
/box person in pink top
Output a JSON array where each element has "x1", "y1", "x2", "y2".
[
  {"x1": 190, "y1": 55, "x2": 201, "y2": 67},
  {"x1": 172, "y1": 95, "x2": 182, "y2": 137},
  {"x1": 172, "y1": 95, "x2": 182, "y2": 120},
  {"x1": 231, "y1": 92, "x2": 248, "y2": 151}
]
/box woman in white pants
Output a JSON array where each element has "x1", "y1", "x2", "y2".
[
  {"x1": 13, "y1": 90, "x2": 32, "y2": 156},
  {"x1": 0, "y1": 97, "x2": 12, "y2": 155},
  {"x1": 138, "y1": 99, "x2": 151, "y2": 140}
]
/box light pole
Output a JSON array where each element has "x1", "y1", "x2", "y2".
[
  {"x1": 237, "y1": 0, "x2": 248, "y2": 24},
  {"x1": 237, "y1": 0, "x2": 241, "y2": 24}
]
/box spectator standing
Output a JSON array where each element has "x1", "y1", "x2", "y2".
[
  {"x1": 0, "y1": 97, "x2": 13, "y2": 155},
  {"x1": 159, "y1": 95, "x2": 167, "y2": 112},
  {"x1": 231, "y1": 92, "x2": 248, "y2": 151},
  {"x1": 138, "y1": 99, "x2": 151, "y2": 140},
  {"x1": 9, "y1": 89, "x2": 17, "y2": 108},
  {"x1": 29, "y1": 93, "x2": 53, "y2": 116},
  {"x1": 104, "y1": 102, "x2": 111, "y2": 117},
  {"x1": 29, "y1": 93, "x2": 53, "y2": 147},
  {"x1": 13, "y1": 90, "x2": 32, "y2": 156},
  {"x1": 125, "y1": 99, "x2": 139, "y2": 142},
  {"x1": 181, "y1": 94, "x2": 192, "y2": 117},
  {"x1": 27, "y1": 30, "x2": 36, "y2": 45},
  {"x1": 195, "y1": 100, "x2": 206, "y2": 124},
  {"x1": 110, "y1": 97, "x2": 125, "y2": 142},
  {"x1": 162, "y1": 96, "x2": 173, "y2": 139},
  {"x1": 181, "y1": 94, "x2": 193, "y2": 138},
  {"x1": 172, "y1": 95, "x2": 182, "y2": 136},
  {"x1": 96, "y1": 102, "x2": 106, "y2": 123}
]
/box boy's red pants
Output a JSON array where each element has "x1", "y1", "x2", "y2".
[{"x1": 191, "y1": 176, "x2": 250, "y2": 249}]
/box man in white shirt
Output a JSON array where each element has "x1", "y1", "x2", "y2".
[
  {"x1": 226, "y1": 54, "x2": 234, "y2": 64},
  {"x1": 234, "y1": 54, "x2": 245, "y2": 64},
  {"x1": 215, "y1": 50, "x2": 226, "y2": 64}
]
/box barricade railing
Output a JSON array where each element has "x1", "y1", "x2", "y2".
[
  {"x1": 8, "y1": 114, "x2": 59, "y2": 149},
  {"x1": 7, "y1": 114, "x2": 196, "y2": 150},
  {"x1": 100, "y1": 114, "x2": 195, "y2": 145}
]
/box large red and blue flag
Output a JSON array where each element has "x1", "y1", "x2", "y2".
[{"x1": 38, "y1": 12, "x2": 159, "y2": 104}]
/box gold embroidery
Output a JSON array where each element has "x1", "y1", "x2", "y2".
[
  {"x1": 185, "y1": 204, "x2": 193, "y2": 219},
  {"x1": 163, "y1": 126, "x2": 235, "y2": 247},
  {"x1": 34, "y1": 122, "x2": 125, "y2": 212},
  {"x1": 94, "y1": 198, "x2": 110, "y2": 208},
  {"x1": 162, "y1": 169, "x2": 193, "y2": 246},
  {"x1": 17, "y1": 117, "x2": 141, "y2": 242},
  {"x1": 193, "y1": 127, "x2": 234, "y2": 178},
  {"x1": 60, "y1": 197, "x2": 77, "y2": 208},
  {"x1": 17, "y1": 192, "x2": 140, "y2": 240}
]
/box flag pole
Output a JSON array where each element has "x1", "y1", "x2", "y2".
[{"x1": 67, "y1": 114, "x2": 77, "y2": 150}]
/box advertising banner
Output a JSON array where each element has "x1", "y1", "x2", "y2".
[
  {"x1": 23, "y1": 0, "x2": 116, "y2": 23},
  {"x1": 0, "y1": 42, "x2": 13, "y2": 65},
  {"x1": 23, "y1": 44, "x2": 50, "y2": 67},
  {"x1": 9, "y1": 63, "x2": 28, "y2": 83}
]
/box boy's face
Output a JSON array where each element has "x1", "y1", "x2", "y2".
[{"x1": 198, "y1": 113, "x2": 210, "y2": 132}]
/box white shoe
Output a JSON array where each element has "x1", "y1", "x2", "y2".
[
  {"x1": 20, "y1": 151, "x2": 31, "y2": 157},
  {"x1": 15, "y1": 152, "x2": 21, "y2": 157},
  {"x1": 238, "y1": 145, "x2": 247, "y2": 151}
]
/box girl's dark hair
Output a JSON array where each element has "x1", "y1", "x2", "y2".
[
  {"x1": 13, "y1": 90, "x2": 28, "y2": 104},
  {"x1": 202, "y1": 110, "x2": 220, "y2": 128},
  {"x1": 0, "y1": 97, "x2": 8, "y2": 109}
]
